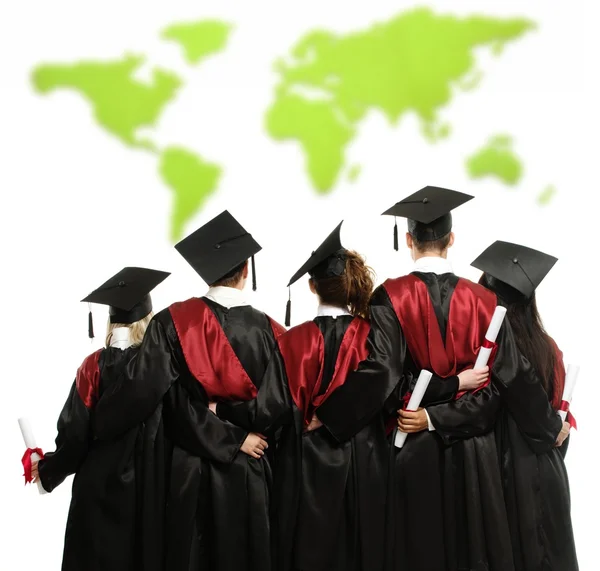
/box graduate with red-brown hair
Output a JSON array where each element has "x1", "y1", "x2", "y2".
[{"x1": 217, "y1": 222, "x2": 388, "y2": 571}]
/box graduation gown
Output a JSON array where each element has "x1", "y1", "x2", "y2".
[
  {"x1": 495, "y1": 339, "x2": 578, "y2": 570},
  {"x1": 317, "y1": 272, "x2": 531, "y2": 571},
  {"x1": 94, "y1": 296, "x2": 285, "y2": 571},
  {"x1": 38, "y1": 346, "x2": 168, "y2": 571},
  {"x1": 218, "y1": 314, "x2": 388, "y2": 571}
]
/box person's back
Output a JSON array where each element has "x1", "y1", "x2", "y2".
[
  {"x1": 163, "y1": 289, "x2": 285, "y2": 571},
  {"x1": 315, "y1": 188, "x2": 515, "y2": 571},
  {"x1": 474, "y1": 241, "x2": 579, "y2": 571},
  {"x1": 33, "y1": 267, "x2": 169, "y2": 571},
  {"x1": 218, "y1": 224, "x2": 389, "y2": 571},
  {"x1": 93, "y1": 211, "x2": 284, "y2": 571},
  {"x1": 382, "y1": 268, "x2": 512, "y2": 571}
]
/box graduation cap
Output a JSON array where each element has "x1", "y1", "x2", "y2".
[
  {"x1": 81, "y1": 267, "x2": 170, "y2": 338},
  {"x1": 175, "y1": 210, "x2": 261, "y2": 289},
  {"x1": 471, "y1": 240, "x2": 558, "y2": 299},
  {"x1": 285, "y1": 221, "x2": 347, "y2": 326},
  {"x1": 382, "y1": 186, "x2": 474, "y2": 248}
]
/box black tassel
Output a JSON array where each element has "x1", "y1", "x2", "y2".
[
  {"x1": 88, "y1": 304, "x2": 94, "y2": 339},
  {"x1": 251, "y1": 255, "x2": 257, "y2": 291},
  {"x1": 285, "y1": 288, "x2": 291, "y2": 327},
  {"x1": 393, "y1": 217, "x2": 399, "y2": 251}
]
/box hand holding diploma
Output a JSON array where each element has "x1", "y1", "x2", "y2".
[
  {"x1": 395, "y1": 370, "x2": 433, "y2": 449},
  {"x1": 474, "y1": 306, "x2": 507, "y2": 370},
  {"x1": 18, "y1": 417, "x2": 47, "y2": 494}
]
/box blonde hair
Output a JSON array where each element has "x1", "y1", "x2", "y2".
[{"x1": 105, "y1": 312, "x2": 154, "y2": 347}]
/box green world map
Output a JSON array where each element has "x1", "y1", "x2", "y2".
[{"x1": 32, "y1": 8, "x2": 541, "y2": 242}]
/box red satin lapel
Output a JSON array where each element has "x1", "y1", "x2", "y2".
[
  {"x1": 280, "y1": 318, "x2": 370, "y2": 426},
  {"x1": 313, "y1": 319, "x2": 370, "y2": 409},
  {"x1": 278, "y1": 321, "x2": 324, "y2": 425},
  {"x1": 76, "y1": 349, "x2": 103, "y2": 409},
  {"x1": 384, "y1": 276, "x2": 497, "y2": 397},
  {"x1": 384, "y1": 276, "x2": 452, "y2": 376},
  {"x1": 169, "y1": 298, "x2": 257, "y2": 401}
]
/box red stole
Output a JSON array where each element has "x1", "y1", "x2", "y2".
[
  {"x1": 76, "y1": 349, "x2": 103, "y2": 409},
  {"x1": 169, "y1": 298, "x2": 285, "y2": 401},
  {"x1": 278, "y1": 317, "x2": 370, "y2": 426},
  {"x1": 383, "y1": 275, "x2": 498, "y2": 397}
]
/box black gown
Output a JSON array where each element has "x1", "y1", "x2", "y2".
[
  {"x1": 494, "y1": 339, "x2": 578, "y2": 570},
  {"x1": 317, "y1": 272, "x2": 544, "y2": 571},
  {"x1": 218, "y1": 315, "x2": 388, "y2": 571},
  {"x1": 93, "y1": 296, "x2": 285, "y2": 571},
  {"x1": 38, "y1": 346, "x2": 168, "y2": 571}
]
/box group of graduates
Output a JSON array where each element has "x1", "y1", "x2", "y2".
[{"x1": 28, "y1": 186, "x2": 578, "y2": 571}]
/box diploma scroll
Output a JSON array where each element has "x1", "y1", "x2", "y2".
[
  {"x1": 558, "y1": 364, "x2": 579, "y2": 422},
  {"x1": 394, "y1": 370, "x2": 433, "y2": 449},
  {"x1": 18, "y1": 417, "x2": 47, "y2": 495},
  {"x1": 473, "y1": 306, "x2": 507, "y2": 370}
]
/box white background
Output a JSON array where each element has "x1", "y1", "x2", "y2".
[{"x1": 1, "y1": 1, "x2": 598, "y2": 569}]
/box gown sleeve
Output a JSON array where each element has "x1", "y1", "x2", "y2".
[
  {"x1": 490, "y1": 322, "x2": 562, "y2": 454},
  {"x1": 425, "y1": 382, "x2": 501, "y2": 445},
  {"x1": 94, "y1": 313, "x2": 249, "y2": 460},
  {"x1": 317, "y1": 286, "x2": 408, "y2": 443},
  {"x1": 163, "y1": 382, "x2": 248, "y2": 465},
  {"x1": 422, "y1": 375, "x2": 459, "y2": 406},
  {"x1": 94, "y1": 316, "x2": 178, "y2": 439},
  {"x1": 38, "y1": 382, "x2": 91, "y2": 493},
  {"x1": 217, "y1": 348, "x2": 294, "y2": 434}
]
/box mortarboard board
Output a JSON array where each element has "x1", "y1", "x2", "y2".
[
  {"x1": 382, "y1": 186, "x2": 474, "y2": 248},
  {"x1": 174, "y1": 210, "x2": 261, "y2": 289},
  {"x1": 471, "y1": 240, "x2": 558, "y2": 299},
  {"x1": 81, "y1": 266, "x2": 170, "y2": 337},
  {"x1": 285, "y1": 221, "x2": 347, "y2": 326}
]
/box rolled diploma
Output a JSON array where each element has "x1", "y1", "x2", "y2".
[
  {"x1": 473, "y1": 306, "x2": 507, "y2": 369},
  {"x1": 18, "y1": 417, "x2": 47, "y2": 494},
  {"x1": 394, "y1": 370, "x2": 433, "y2": 449},
  {"x1": 558, "y1": 364, "x2": 579, "y2": 421}
]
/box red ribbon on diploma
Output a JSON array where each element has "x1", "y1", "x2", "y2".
[
  {"x1": 559, "y1": 400, "x2": 578, "y2": 430},
  {"x1": 386, "y1": 391, "x2": 413, "y2": 436},
  {"x1": 21, "y1": 448, "x2": 44, "y2": 485}
]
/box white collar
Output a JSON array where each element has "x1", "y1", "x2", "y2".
[
  {"x1": 204, "y1": 286, "x2": 248, "y2": 309},
  {"x1": 317, "y1": 304, "x2": 351, "y2": 318},
  {"x1": 109, "y1": 327, "x2": 134, "y2": 350},
  {"x1": 413, "y1": 256, "x2": 453, "y2": 275}
]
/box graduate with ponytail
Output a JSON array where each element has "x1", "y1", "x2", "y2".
[{"x1": 216, "y1": 222, "x2": 388, "y2": 571}]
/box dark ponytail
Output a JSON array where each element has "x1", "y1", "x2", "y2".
[
  {"x1": 311, "y1": 250, "x2": 375, "y2": 318},
  {"x1": 480, "y1": 273, "x2": 556, "y2": 399}
]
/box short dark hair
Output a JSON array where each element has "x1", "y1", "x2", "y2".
[
  {"x1": 412, "y1": 232, "x2": 451, "y2": 254},
  {"x1": 211, "y1": 260, "x2": 247, "y2": 288}
]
